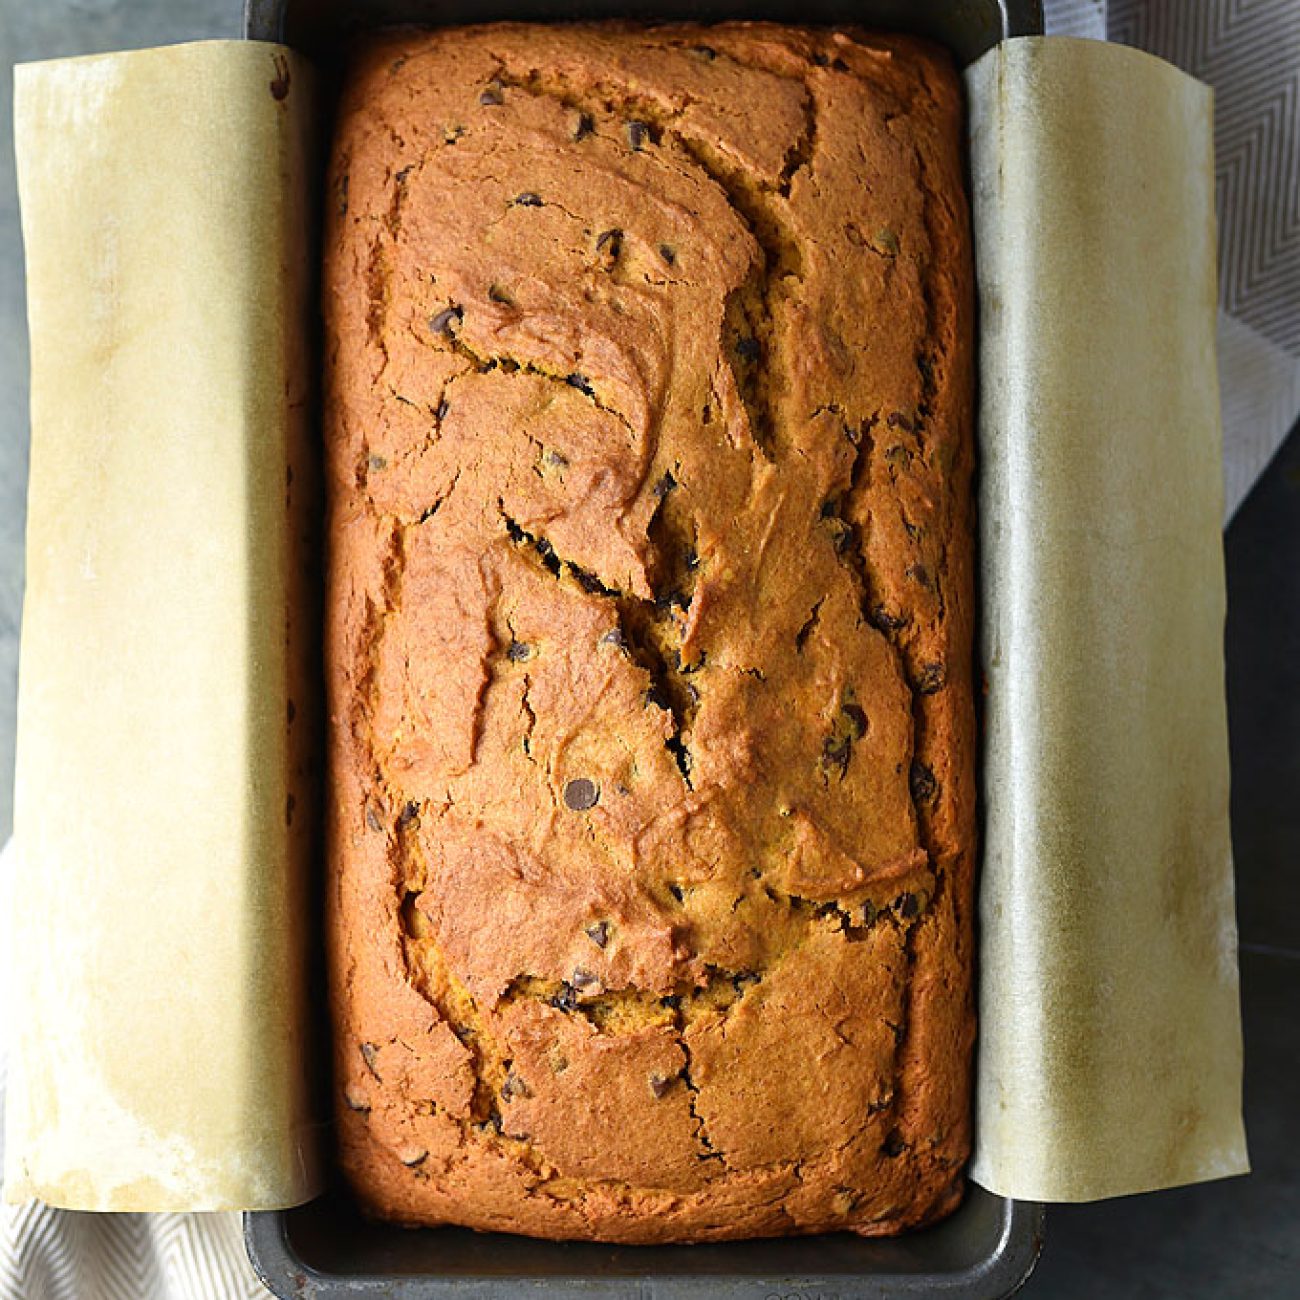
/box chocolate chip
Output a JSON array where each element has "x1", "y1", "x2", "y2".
[
  {"x1": 667, "y1": 883, "x2": 685, "y2": 903},
  {"x1": 691, "y1": 44, "x2": 717, "y2": 60},
  {"x1": 600, "y1": 628, "x2": 626, "y2": 648},
  {"x1": 843, "y1": 703, "x2": 868, "y2": 738},
  {"x1": 544, "y1": 448, "x2": 568, "y2": 468},
  {"x1": 595, "y1": 228, "x2": 623, "y2": 262},
  {"x1": 488, "y1": 284, "x2": 515, "y2": 306},
  {"x1": 501, "y1": 1070, "x2": 532, "y2": 1100},
  {"x1": 585, "y1": 921, "x2": 610, "y2": 949},
  {"x1": 506, "y1": 640, "x2": 532, "y2": 662},
  {"x1": 735, "y1": 335, "x2": 761, "y2": 361},
  {"x1": 661, "y1": 994, "x2": 682, "y2": 1009},
  {"x1": 659, "y1": 243, "x2": 677, "y2": 265},
  {"x1": 429, "y1": 305, "x2": 463, "y2": 335},
  {"x1": 479, "y1": 80, "x2": 504, "y2": 106},
  {"x1": 563, "y1": 778, "x2": 599, "y2": 810},
  {"x1": 625, "y1": 120, "x2": 650, "y2": 150},
  {"x1": 436, "y1": 399, "x2": 450, "y2": 420},
  {"x1": 514, "y1": 192, "x2": 543, "y2": 207},
  {"x1": 649, "y1": 1072, "x2": 676, "y2": 1098},
  {"x1": 360, "y1": 1042, "x2": 381, "y2": 1079},
  {"x1": 653, "y1": 470, "x2": 677, "y2": 498},
  {"x1": 821, "y1": 734, "x2": 853, "y2": 779},
  {"x1": 565, "y1": 372, "x2": 595, "y2": 397},
  {"x1": 917, "y1": 662, "x2": 947, "y2": 694},
  {"x1": 812, "y1": 52, "x2": 830, "y2": 67},
  {"x1": 898, "y1": 892, "x2": 920, "y2": 919},
  {"x1": 368, "y1": 454, "x2": 387, "y2": 472},
  {"x1": 477, "y1": 1112, "x2": 504, "y2": 1134},
  {"x1": 570, "y1": 967, "x2": 600, "y2": 991},
  {"x1": 398, "y1": 800, "x2": 420, "y2": 828},
  {"x1": 549, "y1": 983, "x2": 579, "y2": 1012},
  {"x1": 820, "y1": 499, "x2": 838, "y2": 519},
  {"x1": 868, "y1": 604, "x2": 907, "y2": 633},
  {"x1": 882, "y1": 1129, "x2": 906, "y2": 1157},
  {"x1": 574, "y1": 111, "x2": 595, "y2": 141},
  {"x1": 827, "y1": 518, "x2": 853, "y2": 554},
  {"x1": 909, "y1": 761, "x2": 938, "y2": 804},
  {"x1": 365, "y1": 806, "x2": 383, "y2": 832}
]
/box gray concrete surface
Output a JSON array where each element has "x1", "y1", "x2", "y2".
[{"x1": 0, "y1": 3, "x2": 1295, "y2": 1296}]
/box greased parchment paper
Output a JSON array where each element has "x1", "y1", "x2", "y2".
[
  {"x1": 967, "y1": 37, "x2": 1249, "y2": 1201},
  {"x1": 5, "y1": 43, "x2": 321, "y2": 1210}
]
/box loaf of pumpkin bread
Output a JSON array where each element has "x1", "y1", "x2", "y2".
[{"x1": 325, "y1": 21, "x2": 975, "y2": 1242}]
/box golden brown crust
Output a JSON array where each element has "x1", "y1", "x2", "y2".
[{"x1": 324, "y1": 21, "x2": 975, "y2": 1242}]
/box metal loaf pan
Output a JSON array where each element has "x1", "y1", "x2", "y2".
[{"x1": 243, "y1": 0, "x2": 1046, "y2": 1294}]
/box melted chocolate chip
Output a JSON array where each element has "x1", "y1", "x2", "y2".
[
  {"x1": 909, "y1": 761, "x2": 938, "y2": 804},
  {"x1": 585, "y1": 921, "x2": 610, "y2": 949},
  {"x1": 435, "y1": 399, "x2": 450, "y2": 421},
  {"x1": 513, "y1": 191, "x2": 543, "y2": 207},
  {"x1": 649, "y1": 1072, "x2": 676, "y2": 1098},
  {"x1": 574, "y1": 112, "x2": 595, "y2": 141},
  {"x1": 570, "y1": 967, "x2": 600, "y2": 991},
  {"x1": 659, "y1": 243, "x2": 677, "y2": 265},
  {"x1": 501, "y1": 1070, "x2": 532, "y2": 1100},
  {"x1": 653, "y1": 470, "x2": 677, "y2": 498},
  {"x1": 882, "y1": 1130, "x2": 907, "y2": 1157},
  {"x1": 397, "y1": 801, "x2": 420, "y2": 828},
  {"x1": 506, "y1": 640, "x2": 532, "y2": 662},
  {"x1": 917, "y1": 661, "x2": 947, "y2": 694},
  {"x1": 821, "y1": 734, "x2": 853, "y2": 779},
  {"x1": 667, "y1": 883, "x2": 685, "y2": 903},
  {"x1": 479, "y1": 80, "x2": 504, "y2": 106},
  {"x1": 842, "y1": 703, "x2": 868, "y2": 738},
  {"x1": 360, "y1": 1042, "x2": 381, "y2": 1079},
  {"x1": 429, "y1": 305, "x2": 463, "y2": 335},
  {"x1": 595, "y1": 228, "x2": 623, "y2": 262},
  {"x1": 625, "y1": 120, "x2": 650, "y2": 150},
  {"x1": 549, "y1": 983, "x2": 579, "y2": 1012},
  {"x1": 898, "y1": 892, "x2": 920, "y2": 920},
  {"x1": 868, "y1": 604, "x2": 907, "y2": 633},
  {"x1": 565, "y1": 372, "x2": 596, "y2": 398},
  {"x1": 563, "y1": 778, "x2": 599, "y2": 811},
  {"x1": 600, "y1": 628, "x2": 626, "y2": 648},
  {"x1": 488, "y1": 284, "x2": 515, "y2": 306}
]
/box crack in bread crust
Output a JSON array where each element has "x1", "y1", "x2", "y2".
[{"x1": 326, "y1": 20, "x2": 974, "y2": 1244}]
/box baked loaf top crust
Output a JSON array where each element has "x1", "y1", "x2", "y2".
[{"x1": 325, "y1": 21, "x2": 975, "y2": 1243}]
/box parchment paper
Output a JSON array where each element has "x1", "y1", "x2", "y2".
[
  {"x1": 4, "y1": 42, "x2": 321, "y2": 1211},
  {"x1": 967, "y1": 37, "x2": 1250, "y2": 1201}
]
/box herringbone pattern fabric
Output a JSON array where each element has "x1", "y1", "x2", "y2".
[{"x1": 1050, "y1": 0, "x2": 1300, "y2": 514}]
